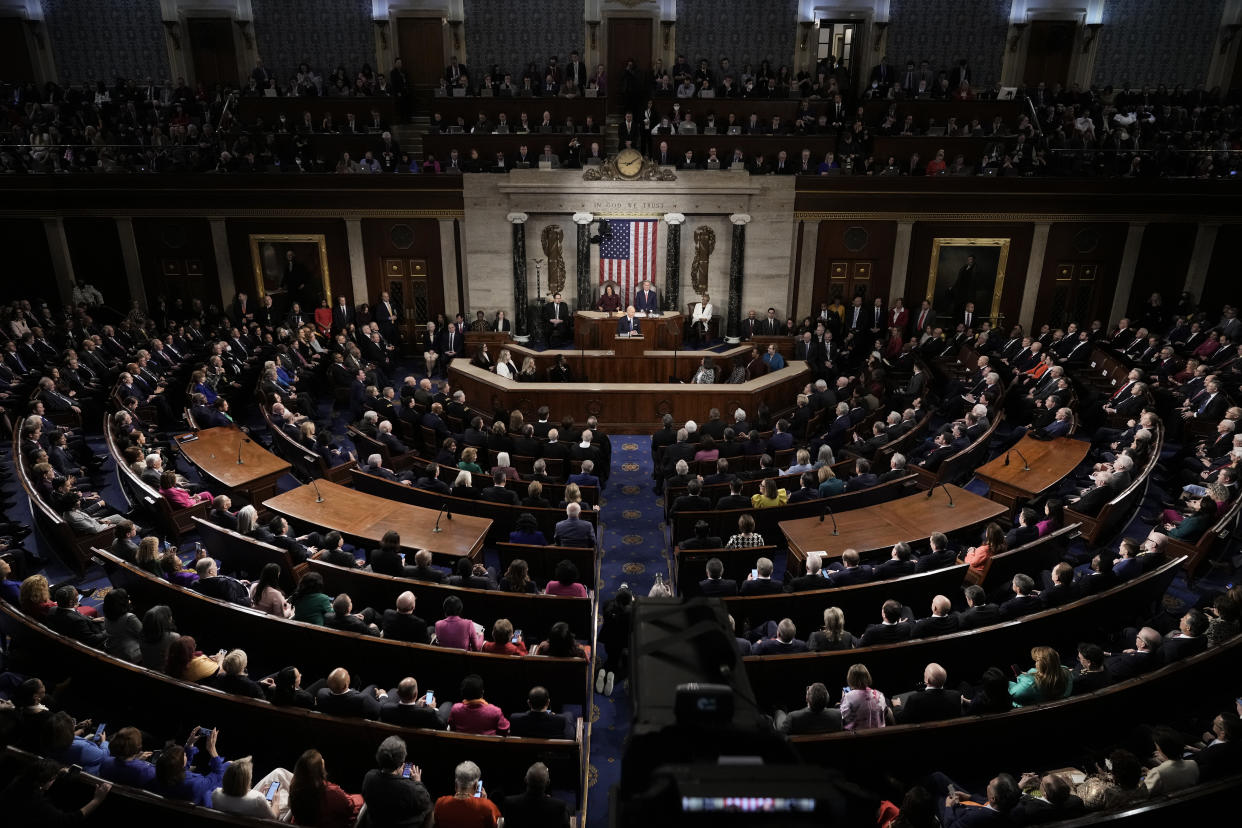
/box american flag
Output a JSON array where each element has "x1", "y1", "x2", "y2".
[{"x1": 599, "y1": 219, "x2": 658, "y2": 305}]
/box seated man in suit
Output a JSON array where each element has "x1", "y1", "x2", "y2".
[
  {"x1": 893, "y1": 663, "x2": 962, "y2": 724},
  {"x1": 45, "y1": 585, "x2": 106, "y2": 647},
  {"x1": 931, "y1": 772, "x2": 1022, "y2": 828},
  {"x1": 859, "y1": 600, "x2": 913, "y2": 647},
  {"x1": 479, "y1": 469, "x2": 521, "y2": 505},
  {"x1": 501, "y1": 762, "x2": 572, "y2": 828},
  {"x1": 912, "y1": 595, "x2": 960, "y2": 639},
  {"x1": 633, "y1": 281, "x2": 660, "y2": 315},
  {"x1": 827, "y1": 548, "x2": 874, "y2": 587},
  {"x1": 1160, "y1": 608, "x2": 1209, "y2": 664},
  {"x1": 1104, "y1": 627, "x2": 1162, "y2": 681},
  {"x1": 741, "y1": 556, "x2": 784, "y2": 595},
  {"x1": 1000, "y1": 574, "x2": 1043, "y2": 619},
  {"x1": 192, "y1": 558, "x2": 251, "y2": 607},
  {"x1": 381, "y1": 591, "x2": 430, "y2": 644},
  {"x1": 671, "y1": 478, "x2": 712, "y2": 514},
  {"x1": 787, "y1": 553, "x2": 828, "y2": 592},
  {"x1": 787, "y1": 472, "x2": 822, "y2": 503},
  {"x1": 1040, "y1": 563, "x2": 1079, "y2": 608},
  {"x1": 915, "y1": 532, "x2": 958, "y2": 573},
  {"x1": 379, "y1": 676, "x2": 445, "y2": 729},
  {"x1": 715, "y1": 477, "x2": 751, "y2": 510},
  {"x1": 567, "y1": 458, "x2": 601, "y2": 490},
  {"x1": 776, "y1": 682, "x2": 842, "y2": 735},
  {"x1": 679, "y1": 519, "x2": 722, "y2": 550},
  {"x1": 406, "y1": 549, "x2": 448, "y2": 583},
  {"x1": 698, "y1": 557, "x2": 739, "y2": 596},
  {"x1": 1112, "y1": 537, "x2": 1145, "y2": 581},
  {"x1": 957, "y1": 584, "x2": 1003, "y2": 630},
  {"x1": 325, "y1": 593, "x2": 381, "y2": 636},
  {"x1": 508, "y1": 686, "x2": 572, "y2": 739},
  {"x1": 207, "y1": 495, "x2": 238, "y2": 530},
  {"x1": 361, "y1": 452, "x2": 414, "y2": 485},
  {"x1": 553, "y1": 502, "x2": 596, "y2": 547},
  {"x1": 874, "y1": 541, "x2": 917, "y2": 579},
  {"x1": 316, "y1": 667, "x2": 385, "y2": 719},
  {"x1": 1004, "y1": 507, "x2": 1040, "y2": 549},
  {"x1": 752, "y1": 618, "x2": 808, "y2": 655},
  {"x1": 845, "y1": 458, "x2": 879, "y2": 491}
]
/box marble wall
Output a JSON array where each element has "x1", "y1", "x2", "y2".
[
  {"x1": 1093, "y1": 0, "x2": 1226, "y2": 89},
  {"x1": 460, "y1": 171, "x2": 796, "y2": 332}
]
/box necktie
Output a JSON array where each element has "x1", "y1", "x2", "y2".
[{"x1": 965, "y1": 313, "x2": 972, "y2": 327}]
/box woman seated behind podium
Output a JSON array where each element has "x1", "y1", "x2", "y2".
[
  {"x1": 960, "y1": 522, "x2": 1006, "y2": 585},
  {"x1": 159, "y1": 470, "x2": 212, "y2": 509},
  {"x1": 597, "y1": 284, "x2": 622, "y2": 313},
  {"x1": 692, "y1": 356, "x2": 716, "y2": 384},
  {"x1": 751, "y1": 477, "x2": 788, "y2": 509},
  {"x1": 495, "y1": 348, "x2": 517, "y2": 380},
  {"x1": 517, "y1": 356, "x2": 539, "y2": 382}
]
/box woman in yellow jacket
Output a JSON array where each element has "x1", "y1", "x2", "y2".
[{"x1": 750, "y1": 477, "x2": 788, "y2": 508}]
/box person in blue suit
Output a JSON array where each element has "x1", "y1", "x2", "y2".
[{"x1": 633, "y1": 281, "x2": 660, "y2": 314}]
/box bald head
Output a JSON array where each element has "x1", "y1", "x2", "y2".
[
  {"x1": 327, "y1": 667, "x2": 350, "y2": 693},
  {"x1": 930, "y1": 595, "x2": 952, "y2": 617},
  {"x1": 396, "y1": 591, "x2": 416, "y2": 613},
  {"x1": 924, "y1": 663, "x2": 947, "y2": 689}
]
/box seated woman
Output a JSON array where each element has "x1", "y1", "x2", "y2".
[
  {"x1": 315, "y1": 430, "x2": 354, "y2": 467},
  {"x1": 45, "y1": 711, "x2": 110, "y2": 774},
  {"x1": 481, "y1": 617, "x2": 528, "y2": 654},
  {"x1": 817, "y1": 465, "x2": 846, "y2": 497},
  {"x1": 597, "y1": 284, "x2": 622, "y2": 313},
  {"x1": 507, "y1": 513, "x2": 546, "y2": 546},
  {"x1": 288, "y1": 749, "x2": 363, "y2": 828},
  {"x1": 134, "y1": 536, "x2": 164, "y2": 577},
  {"x1": 451, "y1": 469, "x2": 478, "y2": 499},
  {"x1": 160, "y1": 553, "x2": 198, "y2": 587},
  {"x1": 420, "y1": 321, "x2": 439, "y2": 378},
  {"x1": 548, "y1": 354, "x2": 574, "y2": 382},
  {"x1": 692, "y1": 356, "x2": 716, "y2": 384},
  {"x1": 521, "y1": 480, "x2": 550, "y2": 508},
  {"x1": 726, "y1": 355, "x2": 748, "y2": 384},
  {"x1": 1148, "y1": 495, "x2": 1218, "y2": 551},
  {"x1": 100, "y1": 726, "x2": 157, "y2": 787},
  {"x1": 1009, "y1": 646, "x2": 1073, "y2": 707},
  {"x1": 693, "y1": 435, "x2": 719, "y2": 464},
  {"x1": 211, "y1": 756, "x2": 293, "y2": 820},
  {"x1": 690, "y1": 293, "x2": 713, "y2": 344},
  {"x1": 960, "y1": 522, "x2": 1005, "y2": 586},
  {"x1": 533, "y1": 620, "x2": 589, "y2": 659},
  {"x1": 470, "y1": 344, "x2": 492, "y2": 370},
  {"x1": 491, "y1": 451, "x2": 521, "y2": 482},
  {"x1": 517, "y1": 356, "x2": 539, "y2": 382},
  {"x1": 250, "y1": 563, "x2": 294, "y2": 618},
  {"x1": 808, "y1": 606, "x2": 856, "y2": 652},
  {"x1": 544, "y1": 559, "x2": 588, "y2": 597},
  {"x1": 159, "y1": 470, "x2": 212, "y2": 509},
  {"x1": 499, "y1": 558, "x2": 539, "y2": 594},
  {"x1": 494, "y1": 348, "x2": 517, "y2": 380},
  {"x1": 726, "y1": 514, "x2": 765, "y2": 549},
  {"x1": 750, "y1": 477, "x2": 788, "y2": 509},
  {"x1": 149, "y1": 726, "x2": 228, "y2": 806},
  {"x1": 1036, "y1": 498, "x2": 1064, "y2": 536},
  {"x1": 290, "y1": 573, "x2": 333, "y2": 625},
  {"x1": 840, "y1": 663, "x2": 892, "y2": 731},
  {"x1": 457, "y1": 446, "x2": 482, "y2": 474},
  {"x1": 558, "y1": 481, "x2": 600, "y2": 511},
  {"x1": 435, "y1": 437, "x2": 458, "y2": 467},
  {"x1": 164, "y1": 636, "x2": 222, "y2": 684}
]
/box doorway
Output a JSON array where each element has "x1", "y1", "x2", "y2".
[
  {"x1": 396, "y1": 17, "x2": 445, "y2": 89},
  {"x1": 1023, "y1": 21, "x2": 1076, "y2": 89},
  {"x1": 0, "y1": 17, "x2": 36, "y2": 84},
  {"x1": 383, "y1": 258, "x2": 441, "y2": 345},
  {"x1": 607, "y1": 17, "x2": 653, "y2": 114},
  {"x1": 186, "y1": 17, "x2": 239, "y2": 90},
  {"x1": 817, "y1": 20, "x2": 860, "y2": 90}
]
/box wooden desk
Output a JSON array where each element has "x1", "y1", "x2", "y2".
[
  {"x1": 263, "y1": 480, "x2": 491, "y2": 565},
  {"x1": 501, "y1": 340, "x2": 752, "y2": 383},
  {"x1": 174, "y1": 428, "x2": 290, "y2": 506},
  {"x1": 574, "y1": 310, "x2": 684, "y2": 350},
  {"x1": 449, "y1": 362, "x2": 810, "y2": 433},
  {"x1": 973, "y1": 435, "x2": 1090, "y2": 510},
  {"x1": 780, "y1": 484, "x2": 1005, "y2": 567}
]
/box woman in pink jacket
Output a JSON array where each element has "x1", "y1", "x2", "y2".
[{"x1": 158, "y1": 471, "x2": 212, "y2": 508}]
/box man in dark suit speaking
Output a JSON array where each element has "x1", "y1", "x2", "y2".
[
  {"x1": 633, "y1": 281, "x2": 660, "y2": 315},
  {"x1": 617, "y1": 305, "x2": 641, "y2": 337}
]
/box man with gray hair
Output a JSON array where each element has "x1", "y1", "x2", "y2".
[
  {"x1": 894, "y1": 662, "x2": 961, "y2": 724},
  {"x1": 432, "y1": 760, "x2": 499, "y2": 825},
  {"x1": 553, "y1": 501, "x2": 596, "y2": 547},
  {"x1": 501, "y1": 761, "x2": 571, "y2": 827},
  {"x1": 1104, "y1": 626, "x2": 1163, "y2": 680}
]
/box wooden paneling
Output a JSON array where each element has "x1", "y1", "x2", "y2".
[
  {"x1": 905, "y1": 221, "x2": 1034, "y2": 330},
  {"x1": 1023, "y1": 20, "x2": 1076, "y2": 88},
  {"x1": 811, "y1": 220, "x2": 897, "y2": 313},
  {"x1": 397, "y1": 16, "x2": 445, "y2": 88},
  {"x1": 0, "y1": 219, "x2": 55, "y2": 305},
  {"x1": 187, "y1": 17, "x2": 238, "y2": 90},
  {"x1": 132, "y1": 218, "x2": 218, "y2": 311},
  {"x1": 1033, "y1": 222, "x2": 1128, "y2": 328},
  {"x1": 360, "y1": 218, "x2": 445, "y2": 327},
  {"x1": 225, "y1": 218, "x2": 352, "y2": 309},
  {"x1": 607, "y1": 17, "x2": 652, "y2": 112},
  {"x1": 1128, "y1": 223, "x2": 1196, "y2": 315},
  {"x1": 62, "y1": 218, "x2": 128, "y2": 311}
]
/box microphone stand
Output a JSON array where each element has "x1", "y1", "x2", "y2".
[
  {"x1": 819, "y1": 502, "x2": 839, "y2": 535},
  {"x1": 1014, "y1": 447, "x2": 1030, "y2": 471},
  {"x1": 312, "y1": 478, "x2": 324, "y2": 503},
  {"x1": 236, "y1": 436, "x2": 249, "y2": 465},
  {"x1": 432, "y1": 502, "x2": 451, "y2": 533},
  {"x1": 926, "y1": 481, "x2": 955, "y2": 507}
]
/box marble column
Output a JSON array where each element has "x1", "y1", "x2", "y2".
[
  {"x1": 889, "y1": 220, "x2": 914, "y2": 303},
  {"x1": 345, "y1": 218, "x2": 368, "y2": 307},
  {"x1": 208, "y1": 218, "x2": 236, "y2": 307},
  {"x1": 1018, "y1": 223, "x2": 1051, "y2": 331},
  {"x1": 663, "y1": 213, "x2": 685, "y2": 312},
  {"x1": 438, "y1": 217, "x2": 461, "y2": 318},
  {"x1": 573, "y1": 212, "x2": 593, "y2": 311},
  {"x1": 726, "y1": 213, "x2": 751, "y2": 342},
  {"x1": 508, "y1": 212, "x2": 530, "y2": 340},
  {"x1": 1110, "y1": 223, "x2": 1147, "y2": 326},
  {"x1": 114, "y1": 217, "x2": 147, "y2": 310},
  {"x1": 42, "y1": 218, "x2": 76, "y2": 307},
  {"x1": 1183, "y1": 222, "x2": 1220, "y2": 303}
]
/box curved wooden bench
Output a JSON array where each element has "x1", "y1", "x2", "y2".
[
  {"x1": 191, "y1": 516, "x2": 306, "y2": 592},
  {"x1": 909, "y1": 413, "x2": 1004, "y2": 490},
  {"x1": 1168, "y1": 493, "x2": 1242, "y2": 578},
  {"x1": 742, "y1": 555, "x2": 1184, "y2": 712},
  {"x1": 92, "y1": 546, "x2": 591, "y2": 713},
  {"x1": 0, "y1": 602, "x2": 584, "y2": 803},
  {"x1": 1067, "y1": 423, "x2": 1164, "y2": 546},
  {"x1": 105, "y1": 419, "x2": 207, "y2": 539},
  {"x1": 259, "y1": 405, "x2": 357, "y2": 484}
]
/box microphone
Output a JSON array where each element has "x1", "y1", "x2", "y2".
[
  {"x1": 312, "y1": 478, "x2": 324, "y2": 503},
  {"x1": 432, "y1": 502, "x2": 451, "y2": 533},
  {"x1": 1003, "y1": 452, "x2": 1010, "y2": 466},
  {"x1": 1014, "y1": 447, "x2": 1030, "y2": 471},
  {"x1": 819, "y1": 501, "x2": 839, "y2": 535},
  {"x1": 236, "y1": 436, "x2": 251, "y2": 465},
  {"x1": 926, "y1": 481, "x2": 955, "y2": 507}
]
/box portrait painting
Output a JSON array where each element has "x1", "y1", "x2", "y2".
[
  {"x1": 248, "y1": 234, "x2": 331, "y2": 309},
  {"x1": 926, "y1": 238, "x2": 1010, "y2": 325}
]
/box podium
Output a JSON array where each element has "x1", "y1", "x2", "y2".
[{"x1": 574, "y1": 311, "x2": 684, "y2": 350}]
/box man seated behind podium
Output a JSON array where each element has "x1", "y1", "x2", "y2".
[
  {"x1": 617, "y1": 305, "x2": 641, "y2": 336},
  {"x1": 633, "y1": 281, "x2": 660, "y2": 315}
]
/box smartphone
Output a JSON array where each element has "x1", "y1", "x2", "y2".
[
  {"x1": 94, "y1": 722, "x2": 107, "y2": 741},
  {"x1": 426, "y1": 690, "x2": 435, "y2": 706},
  {"x1": 750, "y1": 568, "x2": 758, "y2": 580},
  {"x1": 265, "y1": 781, "x2": 280, "y2": 801},
  {"x1": 842, "y1": 686, "x2": 851, "y2": 698},
  {"x1": 474, "y1": 780, "x2": 483, "y2": 798},
  {"x1": 1010, "y1": 664, "x2": 1021, "y2": 678},
  {"x1": 512, "y1": 629, "x2": 522, "y2": 643},
  {"x1": 401, "y1": 763, "x2": 412, "y2": 779}
]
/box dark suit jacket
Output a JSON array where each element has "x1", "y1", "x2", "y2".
[
  {"x1": 381, "y1": 610, "x2": 430, "y2": 644},
  {"x1": 859, "y1": 623, "x2": 912, "y2": 647},
  {"x1": 912, "y1": 614, "x2": 960, "y2": 639},
  {"x1": 1000, "y1": 594, "x2": 1044, "y2": 619},
  {"x1": 1104, "y1": 650, "x2": 1157, "y2": 681},
  {"x1": 698, "y1": 578, "x2": 739, "y2": 597},
  {"x1": 787, "y1": 573, "x2": 827, "y2": 593},
  {"x1": 508, "y1": 709, "x2": 571, "y2": 739},
  {"x1": 316, "y1": 688, "x2": 382, "y2": 719},
  {"x1": 781, "y1": 707, "x2": 843, "y2": 734},
  {"x1": 1159, "y1": 634, "x2": 1207, "y2": 664},
  {"x1": 896, "y1": 688, "x2": 962, "y2": 724},
  {"x1": 479, "y1": 486, "x2": 520, "y2": 505},
  {"x1": 45, "y1": 607, "x2": 106, "y2": 646},
  {"x1": 501, "y1": 792, "x2": 571, "y2": 828},
  {"x1": 379, "y1": 701, "x2": 444, "y2": 729},
  {"x1": 956, "y1": 604, "x2": 1002, "y2": 630},
  {"x1": 740, "y1": 578, "x2": 784, "y2": 596}
]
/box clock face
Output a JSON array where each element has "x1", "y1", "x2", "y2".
[{"x1": 616, "y1": 148, "x2": 644, "y2": 179}]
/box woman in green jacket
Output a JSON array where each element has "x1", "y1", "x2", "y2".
[
  {"x1": 1009, "y1": 646, "x2": 1073, "y2": 707},
  {"x1": 289, "y1": 573, "x2": 333, "y2": 626}
]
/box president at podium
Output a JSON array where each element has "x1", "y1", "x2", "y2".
[{"x1": 617, "y1": 306, "x2": 641, "y2": 336}]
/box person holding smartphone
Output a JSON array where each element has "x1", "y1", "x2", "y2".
[
  {"x1": 360, "y1": 736, "x2": 432, "y2": 828},
  {"x1": 433, "y1": 760, "x2": 501, "y2": 827},
  {"x1": 211, "y1": 756, "x2": 294, "y2": 820}
]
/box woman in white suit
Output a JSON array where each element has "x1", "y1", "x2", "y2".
[{"x1": 691, "y1": 293, "x2": 713, "y2": 346}]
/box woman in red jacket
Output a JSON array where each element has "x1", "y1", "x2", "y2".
[{"x1": 288, "y1": 750, "x2": 362, "y2": 828}]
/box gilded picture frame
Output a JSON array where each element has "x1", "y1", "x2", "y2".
[
  {"x1": 248, "y1": 233, "x2": 332, "y2": 306},
  {"x1": 926, "y1": 237, "x2": 1010, "y2": 325}
]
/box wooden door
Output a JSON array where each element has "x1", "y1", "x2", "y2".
[
  {"x1": 0, "y1": 17, "x2": 35, "y2": 84},
  {"x1": 187, "y1": 18, "x2": 238, "y2": 89},
  {"x1": 1045, "y1": 263, "x2": 1102, "y2": 330},
  {"x1": 383, "y1": 258, "x2": 443, "y2": 346},
  {"x1": 1023, "y1": 21, "x2": 1075, "y2": 89},
  {"x1": 607, "y1": 17, "x2": 652, "y2": 113},
  {"x1": 397, "y1": 17, "x2": 444, "y2": 89},
  {"x1": 812, "y1": 261, "x2": 874, "y2": 315}
]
